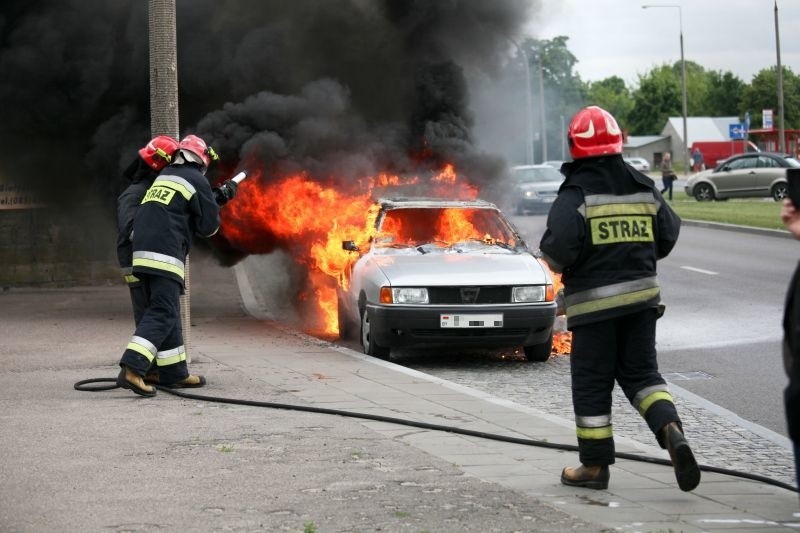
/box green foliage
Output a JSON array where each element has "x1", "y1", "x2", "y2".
[
  {"x1": 741, "y1": 66, "x2": 800, "y2": 129},
  {"x1": 628, "y1": 64, "x2": 682, "y2": 134},
  {"x1": 669, "y1": 193, "x2": 784, "y2": 230},
  {"x1": 703, "y1": 70, "x2": 745, "y2": 116},
  {"x1": 585, "y1": 76, "x2": 633, "y2": 127}
]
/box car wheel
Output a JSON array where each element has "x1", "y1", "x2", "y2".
[
  {"x1": 694, "y1": 183, "x2": 715, "y2": 201},
  {"x1": 772, "y1": 182, "x2": 789, "y2": 201},
  {"x1": 337, "y1": 296, "x2": 354, "y2": 340},
  {"x1": 523, "y1": 334, "x2": 552, "y2": 362},
  {"x1": 361, "y1": 308, "x2": 390, "y2": 359}
]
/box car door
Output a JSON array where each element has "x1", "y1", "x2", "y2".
[
  {"x1": 754, "y1": 155, "x2": 785, "y2": 194},
  {"x1": 712, "y1": 155, "x2": 757, "y2": 196}
]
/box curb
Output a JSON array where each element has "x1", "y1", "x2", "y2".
[{"x1": 682, "y1": 218, "x2": 793, "y2": 239}]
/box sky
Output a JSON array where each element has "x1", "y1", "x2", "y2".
[{"x1": 528, "y1": 0, "x2": 800, "y2": 85}]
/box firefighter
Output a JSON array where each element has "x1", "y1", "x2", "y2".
[
  {"x1": 539, "y1": 106, "x2": 700, "y2": 492},
  {"x1": 116, "y1": 135, "x2": 180, "y2": 325},
  {"x1": 117, "y1": 134, "x2": 237, "y2": 396}
]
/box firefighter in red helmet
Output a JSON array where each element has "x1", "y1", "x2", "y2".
[
  {"x1": 117, "y1": 135, "x2": 180, "y2": 326},
  {"x1": 539, "y1": 106, "x2": 700, "y2": 492},
  {"x1": 117, "y1": 134, "x2": 234, "y2": 396}
]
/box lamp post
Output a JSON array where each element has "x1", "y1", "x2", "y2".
[
  {"x1": 775, "y1": 0, "x2": 785, "y2": 153},
  {"x1": 510, "y1": 39, "x2": 534, "y2": 165},
  {"x1": 642, "y1": 4, "x2": 689, "y2": 176}
]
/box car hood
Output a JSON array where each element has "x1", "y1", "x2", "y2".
[
  {"x1": 369, "y1": 252, "x2": 548, "y2": 286},
  {"x1": 686, "y1": 169, "x2": 714, "y2": 185}
]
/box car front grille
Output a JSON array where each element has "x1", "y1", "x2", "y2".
[
  {"x1": 427, "y1": 286, "x2": 512, "y2": 304},
  {"x1": 412, "y1": 328, "x2": 531, "y2": 338}
]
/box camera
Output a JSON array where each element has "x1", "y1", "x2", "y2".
[{"x1": 788, "y1": 168, "x2": 800, "y2": 206}]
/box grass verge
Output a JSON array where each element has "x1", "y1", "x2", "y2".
[{"x1": 667, "y1": 191, "x2": 784, "y2": 231}]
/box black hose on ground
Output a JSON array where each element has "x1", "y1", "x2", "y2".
[{"x1": 74, "y1": 377, "x2": 798, "y2": 493}]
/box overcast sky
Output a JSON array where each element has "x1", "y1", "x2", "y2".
[{"x1": 527, "y1": 0, "x2": 800, "y2": 85}]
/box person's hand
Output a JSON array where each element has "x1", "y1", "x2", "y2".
[
  {"x1": 781, "y1": 199, "x2": 800, "y2": 240},
  {"x1": 213, "y1": 179, "x2": 238, "y2": 206}
]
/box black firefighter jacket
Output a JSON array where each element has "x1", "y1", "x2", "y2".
[
  {"x1": 539, "y1": 155, "x2": 681, "y2": 328},
  {"x1": 131, "y1": 164, "x2": 220, "y2": 287}
]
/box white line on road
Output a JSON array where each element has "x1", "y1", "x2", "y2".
[{"x1": 680, "y1": 265, "x2": 718, "y2": 275}]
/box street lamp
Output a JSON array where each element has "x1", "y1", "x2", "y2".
[
  {"x1": 642, "y1": 4, "x2": 689, "y2": 176},
  {"x1": 509, "y1": 38, "x2": 534, "y2": 165}
]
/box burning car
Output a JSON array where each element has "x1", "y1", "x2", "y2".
[{"x1": 337, "y1": 197, "x2": 557, "y2": 361}]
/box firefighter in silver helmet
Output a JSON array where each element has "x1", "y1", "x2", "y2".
[{"x1": 539, "y1": 106, "x2": 700, "y2": 492}]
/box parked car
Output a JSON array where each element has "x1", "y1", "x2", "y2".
[
  {"x1": 623, "y1": 157, "x2": 651, "y2": 172},
  {"x1": 684, "y1": 152, "x2": 800, "y2": 201},
  {"x1": 509, "y1": 164, "x2": 565, "y2": 215},
  {"x1": 337, "y1": 197, "x2": 557, "y2": 362}
]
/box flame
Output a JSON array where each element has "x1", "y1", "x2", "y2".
[
  {"x1": 541, "y1": 264, "x2": 572, "y2": 355},
  {"x1": 220, "y1": 164, "x2": 568, "y2": 357},
  {"x1": 220, "y1": 166, "x2": 478, "y2": 336}
]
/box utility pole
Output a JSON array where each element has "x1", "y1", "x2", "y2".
[
  {"x1": 537, "y1": 55, "x2": 547, "y2": 163},
  {"x1": 148, "y1": 0, "x2": 190, "y2": 358},
  {"x1": 509, "y1": 39, "x2": 534, "y2": 165},
  {"x1": 775, "y1": 0, "x2": 785, "y2": 153}
]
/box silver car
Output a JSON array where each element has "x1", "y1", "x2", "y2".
[
  {"x1": 685, "y1": 152, "x2": 800, "y2": 201},
  {"x1": 337, "y1": 198, "x2": 557, "y2": 362},
  {"x1": 510, "y1": 164, "x2": 565, "y2": 215}
]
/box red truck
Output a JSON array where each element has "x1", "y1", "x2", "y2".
[{"x1": 690, "y1": 140, "x2": 759, "y2": 169}]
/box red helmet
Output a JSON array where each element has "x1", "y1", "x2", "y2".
[
  {"x1": 177, "y1": 134, "x2": 218, "y2": 170},
  {"x1": 138, "y1": 135, "x2": 179, "y2": 170},
  {"x1": 567, "y1": 106, "x2": 623, "y2": 159}
]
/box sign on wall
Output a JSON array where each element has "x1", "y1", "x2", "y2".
[{"x1": 0, "y1": 181, "x2": 46, "y2": 210}]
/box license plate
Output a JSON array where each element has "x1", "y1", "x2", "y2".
[{"x1": 440, "y1": 313, "x2": 503, "y2": 328}]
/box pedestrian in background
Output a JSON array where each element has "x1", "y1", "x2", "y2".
[
  {"x1": 660, "y1": 152, "x2": 676, "y2": 200},
  {"x1": 540, "y1": 105, "x2": 700, "y2": 492},
  {"x1": 780, "y1": 196, "x2": 800, "y2": 490},
  {"x1": 117, "y1": 134, "x2": 234, "y2": 397},
  {"x1": 692, "y1": 147, "x2": 705, "y2": 173}
]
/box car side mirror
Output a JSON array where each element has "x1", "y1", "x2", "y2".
[{"x1": 342, "y1": 240, "x2": 359, "y2": 252}]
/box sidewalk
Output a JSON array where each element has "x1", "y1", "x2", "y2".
[{"x1": 1, "y1": 249, "x2": 798, "y2": 532}]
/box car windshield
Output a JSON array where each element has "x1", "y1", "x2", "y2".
[
  {"x1": 512, "y1": 167, "x2": 563, "y2": 184},
  {"x1": 373, "y1": 207, "x2": 520, "y2": 253}
]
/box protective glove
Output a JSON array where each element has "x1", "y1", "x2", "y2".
[{"x1": 213, "y1": 179, "x2": 238, "y2": 206}]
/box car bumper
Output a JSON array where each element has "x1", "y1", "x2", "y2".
[{"x1": 366, "y1": 302, "x2": 556, "y2": 348}]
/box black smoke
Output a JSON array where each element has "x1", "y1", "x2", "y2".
[{"x1": 0, "y1": 0, "x2": 536, "y2": 222}]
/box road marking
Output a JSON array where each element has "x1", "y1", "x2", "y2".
[{"x1": 680, "y1": 265, "x2": 718, "y2": 275}]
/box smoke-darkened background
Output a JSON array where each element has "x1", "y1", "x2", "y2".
[{"x1": 0, "y1": 0, "x2": 541, "y2": 211}]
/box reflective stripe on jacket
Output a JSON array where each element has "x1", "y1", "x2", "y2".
[
  {"x1": 539, "y1": 155, "x2": 680, "y2": 328},
  {"x1": 131, "y1": 164, "x2": 220, "y2": 286}
]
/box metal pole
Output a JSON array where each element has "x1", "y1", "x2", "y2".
[
  {"x1": 538, "y1": 55, "x2": 547, "y2": 163},
  {"x1": 679, "y1": 12, "x2": 689, "y2": 176},
  {"x1": 642, "y1": 4, "x2": 689, "y2": 175},
  {"x1": 775, "y1": 0, "x2": 786, "y2": 153},
  {"x1": 510, "y1": 39, "x2": 534, "y2": 165}
]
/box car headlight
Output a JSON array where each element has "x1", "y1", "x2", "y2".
[
  {"x1": 512, "y1": 285, "x2": 548, "y2": 302},
  {"x1": 380, "y1": 287, "x2": 429, "y2": 304},
  {"x1": 524, "y1": 190, "x2": 538, "y2": 198}
]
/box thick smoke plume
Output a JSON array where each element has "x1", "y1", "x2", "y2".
[{"x1": 0, "y1": 0, "x2": 537, "y2": 255}]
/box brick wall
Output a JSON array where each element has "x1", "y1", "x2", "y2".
[{"x1": 0, "y1": 204, "x2": 120, "y2": 287}]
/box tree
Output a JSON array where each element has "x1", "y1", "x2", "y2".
[
  {"x1": 585, "y1": 76, "x2": 633, "y2": 129},
  {"x1": 703, "y1": 70, "x2": 745, "y2": 117},
  {"x1": 741, "y1": 66, "x2": 800, "y2": 129},
  {"x1": 628, "y1": 65, "x2": 682, "y2": 134}
]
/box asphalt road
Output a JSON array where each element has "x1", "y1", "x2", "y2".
[{"x1": 508, "y1": 212, "x2": 794, "y2": 436}]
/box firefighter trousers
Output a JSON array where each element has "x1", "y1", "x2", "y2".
[
  {"x1": 119, "y1": 274, "x2": 189, "y2": 385},
  {"x1": 570, "y1": 308, "x2": 681, "y2": 466}
]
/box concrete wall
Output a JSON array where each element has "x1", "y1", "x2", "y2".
[{"x1": 0, "y1": 205, "x2": 119, "y2": 287}]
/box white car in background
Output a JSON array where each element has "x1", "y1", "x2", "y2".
[
  {"x1": 337, "y1": 198, "x2": 557, "y2": 362},
  {"x1": 624, "y1": 157, "x2": 651, "y2": 172}
]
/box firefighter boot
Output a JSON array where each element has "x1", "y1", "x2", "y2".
[
  {"x1": 117, "y1": 366, "x2": 156, "y2": 397},
  {"x1": 560, "y1": 464, "x2": 610, "y2": 490},
  {"x1": 662, "y1": 422, "x2": 701, "y2": 492},
  {"x1": 163, "y1": 374, "x2": 207, "y2": 389}
]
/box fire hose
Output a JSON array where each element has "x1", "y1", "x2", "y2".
[{"x1": 73, "y1": 376, "x2": 798, "y2": 494}]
